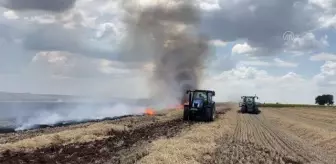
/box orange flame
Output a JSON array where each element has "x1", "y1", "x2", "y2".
[
  {"x1": 145, "y1": 108, "x2": 155, "y2": 115},
  {"x1": 176, "y1": 104, "x2": 184, "y2": 110}
]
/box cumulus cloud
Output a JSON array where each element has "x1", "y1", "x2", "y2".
[
  {"x1": 232, "y1": 42, "x2": 258, "y2": 56},
  {"x1": 1, "y1": 1, "x2": 120, "y2": 61},
  {"x1": 202, "y1": 66, "x2": 320, "y2": 104},
  {"x1": 3, "y1": 10, "x2": 19, "y2": 20},
  {"x1": 284, "y1": 33, "x2": 329, "y2": 53},
  {"x1": 209, "y1": 39, "x2": 226, "y2": 47},
  {"x1": 21, "y1": 24, "x2": 117, "y2": 59},
  {"x1": 314, "y1": 61, "x2": 336, "y2": 86},
  {"x1": 311, "y1": 0, "x2": 336, "y2": 29},
  {"x1": 25, "y1": 51, "x2": 131, "y2": 78},
  {"x1": 202, "y1": 0, "x2": 321, "y2": 56},
  {"x1": 0, "y1": 50, "x2": 150, "y2": 97}
]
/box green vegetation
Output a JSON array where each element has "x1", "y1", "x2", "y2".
[
  {"x1": 259, "y1": 94, "x2": 335, "y2": 108},
  {"x1": 259, "y1": 103, "x2": 335, "y2": 108},
  {"x1": 315, "y1": 94, "x2": 334, "y2": 106}
]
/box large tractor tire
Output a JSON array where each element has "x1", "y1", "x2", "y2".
[
  {"x1": 254, "y1": 107, "x2": 260, "y2": 114},
  {"x1": 204, "y1": 107, "x2": 215, "y2": 122},
  {"x1": 183, "y1": 108, "x2": 190, "y2": 121},
  {"x1": 212, "y1": 106, "x2": 216, "y2": 120},
  {"x1": 240, "y1": 106, "x2": 246, "y2": 113}
]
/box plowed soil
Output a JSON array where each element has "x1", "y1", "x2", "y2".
[
  {"x1": 206, "y1": 108, "x2": 336, "y2": 164},
  {"x1": 1, "y1": 105, "x2": 336, "y2": 164}
]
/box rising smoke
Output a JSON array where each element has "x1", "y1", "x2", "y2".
[
  {"x1": 119, "y1": 0, "x2": 210, "y2": 105},
  {"x1": 0, "y1": 0, "x2": 212, "y2": 131}
]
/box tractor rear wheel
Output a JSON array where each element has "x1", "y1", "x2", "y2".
[
  {"x1": 241, "y1": 106, "x2": 246, "y2": 113},
  {"x1": 254, "y1": 107, "x2": 260, "y2": 114},
  {"x1": 205, "y1": 107, "x2": 214, "y2": 122},
  {"x1": 183, "y1": 108, "x2": 190, "y2": 121},
  {"x1": 212, "y1": 106, "x2": 216, "y2": 121}
]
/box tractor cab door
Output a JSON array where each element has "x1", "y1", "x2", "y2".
[
  {"x1": 207, "y1": 92, "x2": 213, "y2": 104},
  {"x1": 207, "y1": 92, "x2": 216, "y2": 108},
  {"x1": 207, "y1": 92, "x2": 212, "y2": 103}
]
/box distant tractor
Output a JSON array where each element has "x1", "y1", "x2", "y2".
[
  {"x1": 183, "y1": 90, "x2": 216, "y2": 122},
  {"x1": 239, "y1": 95, "x2": 260, "y2": 114}
]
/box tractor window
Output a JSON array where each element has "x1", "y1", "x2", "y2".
[
  {"x1": 246, "y1": 97, "x2": 253, "y2": 102},
  {"x1": 193, "y1": 92, "x2": 207, "y2": 100}
]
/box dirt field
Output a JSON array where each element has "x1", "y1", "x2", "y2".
[{"x1": 0, "y1": 105, "x2": 335, "y2": 164}]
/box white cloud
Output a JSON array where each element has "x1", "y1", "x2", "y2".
[
  {"x1": 3, "y1": 10, "x2": 19, "y2": 20},
  {"x1": 314, "y1": 61, "x2": 336, "y2": 86},
  {"x1": 24, "y1": 14, "x2": 56, "y2": 24},
  {"x1": 198, "y1": 0, "x2": 221, "y2": 11},
  {"x1": 26, "y1": 51, "x2": 131, "y2": 78},
  {"x1": 320, "y1": 15, "x2": 336, "y2": 29},
  {"x1": 238, "y1": 58, "x2": 298, "y2": 68},
  {"x1": 232, "y1": 42, "x2": 258, "y2": 55},
  {"x1": 203, "y1": 0, "x2": 322, "y2": 56},
  {"x1": 0, "y1": 73, "x2": 150, "y2": 98},
  {"x1": 202, "y1": 66, "x2": 321, "y2": 104},
  {"x1": 0, "y1": 50, "x2": 151, "y2": 98},
  {"x1": 212, "y1": 66, "x2": 268, "y2": 81},
  {"x1": 284, "y1": 33, "x2": 329, "y2": 53},
  {"x1": 310, "y1": 0, "x2": 336, "y2": 29},
  {"x1": 273, "y1": 58, "x2": 298, "y2": 68},
  {"x1": 310, "y1": 52, "x2": 336, "y2": 61},
  {"x1": 239, "y1": 60, "x2": 270, "y2": 67},
  {"x1": 209, "y1": 39, "x2": 226, "y2": 47},
  {"x1": 309, "y1": 0, "x2": 334, "y2": 10}
]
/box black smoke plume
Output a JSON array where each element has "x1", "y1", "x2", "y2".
[{"x1": 120, "y1": 0, "x2": 210, "y2": 105}]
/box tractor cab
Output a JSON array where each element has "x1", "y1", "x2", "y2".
[{"x1": 191, "y1": 91, "x2": 209, "y2": 108}]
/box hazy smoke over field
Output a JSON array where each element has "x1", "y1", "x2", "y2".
[
  {"x1": 0, "y1": 102, "x2": 146, "y2": 131},
  {"x1": 120, "y1": 0, "x2": 209, "y2": 105}
]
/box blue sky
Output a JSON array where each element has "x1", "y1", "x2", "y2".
[{"x1": 0, "y1": 0, "x2": 336, "y2": 104}]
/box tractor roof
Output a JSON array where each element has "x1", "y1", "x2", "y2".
[
  {"x1": 186, "y1": 90, "x2": 215, "y2": 95},
  {"x1": 241, "y1": 95, "x2": 259, "y2": 99}
]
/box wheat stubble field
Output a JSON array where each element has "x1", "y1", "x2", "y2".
[{"x1": 0, "y1": 104, "x2": 335, "y2": 164}]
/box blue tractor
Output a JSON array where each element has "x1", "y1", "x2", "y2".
[{"x1": 183, "y1": 90, "x2": 216, "y2": 122}]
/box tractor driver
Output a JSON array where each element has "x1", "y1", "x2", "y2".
[{"x1": 198, "y1": 93, "x2": 207, "y2": 101}]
